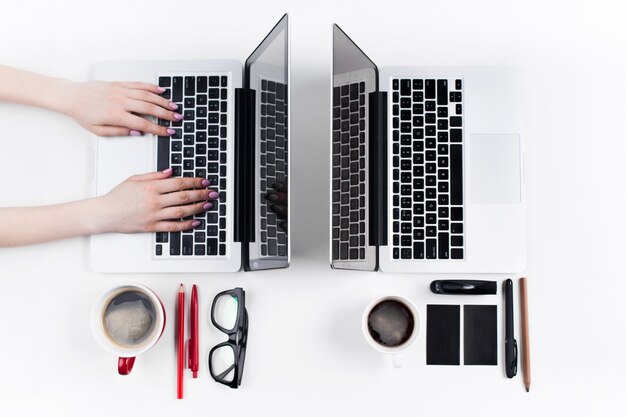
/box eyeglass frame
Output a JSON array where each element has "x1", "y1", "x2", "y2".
[{"x1": 208, "y1": 287, "x2": 248, "y2": 389}]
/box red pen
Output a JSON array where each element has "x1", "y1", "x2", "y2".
[
  {"x1": 177, "y1": 284, "x2": 185, "y2": 399},
  {"x1": 188, "y1": 284, "x2": 199, "y2": 378}
]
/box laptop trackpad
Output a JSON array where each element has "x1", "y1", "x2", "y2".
[{"x1": 469, "y1": 134, "x2": 521, "y2": 204}]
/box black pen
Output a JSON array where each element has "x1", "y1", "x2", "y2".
[{"x1": 504, "y1": 279, "x2": 518, "y2": 378}]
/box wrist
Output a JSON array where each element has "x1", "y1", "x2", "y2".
[
  {"x1": 80, "y1": 196, "x2": 117, "y2": 235},
  {"x1": 48, "y1": 78, "x2": 80, "y2": 117}
]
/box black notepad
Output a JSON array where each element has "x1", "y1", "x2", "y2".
[
  {"x1": 464, "y1": 305, "x2": 497, "y2": 365},
  {"x1": 426, "y1": 305, "x2": 460, "y2": 365}
]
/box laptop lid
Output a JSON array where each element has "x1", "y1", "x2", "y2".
[
  {"x1": 330, "y1": 24, "x2": 381, "y2": 271},
  {"x1": 240, "y1": 14, "x2": 290, "y2": 270}
]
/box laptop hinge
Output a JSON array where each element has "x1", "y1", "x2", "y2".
[
  {"x1": 368, "y1": 91, "x2": 388, "y2": 248},
  {"x1": 234, "y1": 88, "x2": 256, "y2": 248}
]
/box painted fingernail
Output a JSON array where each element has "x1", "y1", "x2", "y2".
[
  {"x1": 192, "y1": 220, "x2": 201, "y2": 227},
  {"x1": 162, "y1": 167, "x2": 172, "y2": 174},
  {"x1": 203, "y1": 203, "x2": 213, "y2": 210},
  {"x1": 130, "y1": 130, "x2": 142, "y2": 137},
  {"x1": 208, "y1": 191, "x2": 219, "y2": 199},
  {"x1": 167, "y1": 128, "x2": 176, "y2": 135},
  {"x1": 168, "y1": 102, "x2": 178, "y2": 110},
  {"x1": 201, "y1": 179, "x2": 210, "y2": 186},
  {"x1": 157, "y1": 86, "x2": 166, "y2": 93},
  {"x1": 174, "y1": 113, "x2": 183, "y2": 121}
]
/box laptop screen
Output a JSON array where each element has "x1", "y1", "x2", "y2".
[
  {"x1": 331, "y1": 25, "x2": 379, "y2": 270},
  {"x1": 244, "y1": 14, "x2": 289, "y2": 270}
]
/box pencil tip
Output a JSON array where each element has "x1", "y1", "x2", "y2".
[{"x1": 526, "y1": 388, "x2": 530, "y2": 392}]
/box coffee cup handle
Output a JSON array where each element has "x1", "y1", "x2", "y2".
[
  {"x1": 118, "y1": 357, "x2": 136, "y2": 375},
  {"x1": 391, "y1": 353, "x2": 405, "y2": 368}
]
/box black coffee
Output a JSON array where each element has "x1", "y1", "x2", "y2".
[
  {"x1": 367, "y1": 300, "x2": 415, "y2": 347},
  {"x1": 103, "y1": 291, "x2": 156, "y2": 348}
]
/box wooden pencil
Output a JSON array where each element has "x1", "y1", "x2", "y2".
[{"x1": 519, "y1": 277, "x2": 531, "y2": 392}]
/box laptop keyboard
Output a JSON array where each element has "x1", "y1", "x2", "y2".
[
  {"x1": 391, "y1": 78, "x2": 465, "y2": 260},
  {"x1": 154, "y1": 74, "x2": 229, "y2": 258},
  {"x1": 259, "y1": 79, "x2": 288, "y2": 257},
  {"x1": 331, "y1": 82, "x2": 367, "y2": 261}
]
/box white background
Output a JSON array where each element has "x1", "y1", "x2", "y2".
[{"x1": 1, "y1": 0, "x2": 625, "y2": 415}]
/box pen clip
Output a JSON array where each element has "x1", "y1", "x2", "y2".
[{"x1": 512, "y1": 339, "x2": 518, "y2": 376}]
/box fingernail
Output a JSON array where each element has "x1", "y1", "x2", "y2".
[
  {"x1": 201, "y1": 179, "x2": 210, "y2": 186},
  {"x1": 192, "y1": 220, "x2": 201, "y2": 227},
  {"x1": 167, "y1": 128, "x2": 176, "y2": 135},
  {"x1": 157, "y1": 86, "x2": 166, "y2": 93},
  {"x1": 168, "y1": 102, "x2": 178, "y2": 110},
  {"x1": 266, "y1": 193, "x2": 278, "y2": 202},
  {"x1": 174, "y1": 113, "x2": 183, "y2": 121},
  {"x1": 162, "y1": 167, "x2": 172, "y2": 174},
  {"x1": 208, "y1": 191, "x2": 219, "y2": 199},
  {"x1": 203, "y1": 203, "x2": 213, "y2": 210},
  {"x1": 130, "y1": 130, "x2": 142, "y2": 137}
]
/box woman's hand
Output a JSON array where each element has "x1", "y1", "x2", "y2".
[
  {"x1": 64, "y1": 81, "x2": 182, "y2": 137},
  {"x1": 93, "y1": 168, "x2": 219, "y2": 234}
]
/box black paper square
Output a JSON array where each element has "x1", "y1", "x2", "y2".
[
  {"x1": 464, "y1": 305, "x2": 497, "y2": 365},
  {"x1": 426, "y1": 304, "x2": 460, "y2": 365}
]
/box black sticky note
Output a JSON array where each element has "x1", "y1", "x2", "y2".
[
  {"x1": 464, "y1": 305, "x2": 497, "y2": 365},
  {"x1": 426, "y1": 305, "x2": 460, "y2": 365}
]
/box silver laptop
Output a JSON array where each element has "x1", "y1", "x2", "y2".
[
  {"x1": 91, "y1": 15, "x2": 290, "y2": 273},
  {"x1": 330, "y1": 24, "x2": 526, "y2": 273}
]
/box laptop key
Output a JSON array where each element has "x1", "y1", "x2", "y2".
[
  {"x1": 438, "y1": 232, "x2": 449, "y2": 259},
  {"x1": 170, "y1": 232, "x2": 181, "y2": 255},
  {"x1": 207, "y1": 238, "x2": 218, "y2": 255},
  {"x1": 184, "y1": 77, "x2": 195, "y2": 96},
  {"x1": 425, "y1": 79, "x2": 435, "y2": 99},
  {"x1": 451, "y1": 222, "x2": 463, "y2": 234},
  {"x1": 413, "y1": 241, "x2": 425, "y2": 259},
  {"x1": 155, "y1": 244, "x2": 162, "y2": 256},
  {"x1": 450, "y1": 145, "x2": 463, "y2": 205},
  {"x1": 172, "y1": 77, "x2": 183, "y2": 102},
  {"x1": 437, "y1": 80, "x2": 448, "y2": 105},
  {"x1": 182, "y1": 235, "x2": 193, "y2": 255},
  {"x1": 400, "y1": 79, "x2": 411, "y2": 96},
  {"x1": 194, "y1": 245, "x2": 205, "y2": 256},
  {"x1": 157, "y1": 136, "x2": 170, "y2": 171},
  {"x1": 426, "y1": 239, "x2": 437, "y2": 259},
  {"x1": 450, "y1": 116, "x2": 462, "y2": 127}
]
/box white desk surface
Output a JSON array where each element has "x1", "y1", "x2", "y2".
[{"x1": 1, "y1": 0, "x2": 625, "y2": 415}]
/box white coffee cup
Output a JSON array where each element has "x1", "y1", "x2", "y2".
[
  {"x1": 362, "y1": 295, "x2": 420, "y2": 368},
  {"x1": 91, "y1": 283, "x2": 166, "y2": 375}
]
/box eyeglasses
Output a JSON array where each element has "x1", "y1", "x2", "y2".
[{"x1": 208, "y1": 287, "x2": 248, "y2": 388}]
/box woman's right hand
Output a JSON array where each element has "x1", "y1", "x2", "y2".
[{"x1": 93, "y1": 168, "x2": 219, "y2": 234}]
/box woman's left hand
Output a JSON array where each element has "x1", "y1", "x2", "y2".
[{"x1": 65, "y1": 81, "x2": 183, "y2": 137}]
